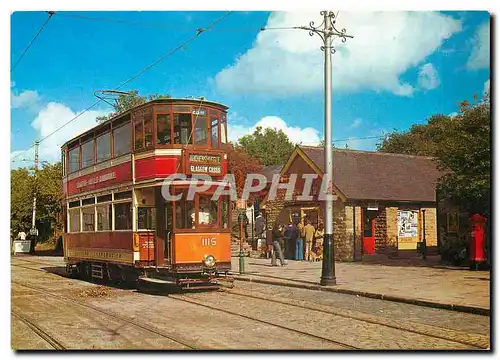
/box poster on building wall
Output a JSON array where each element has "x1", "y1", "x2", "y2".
[{"x1": 398, "y1": 210, "x2": 418, "y2": 238}]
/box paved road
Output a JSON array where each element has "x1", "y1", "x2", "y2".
[{"x1": 11, "y1": 256, "x2": 490, "y2": 350}]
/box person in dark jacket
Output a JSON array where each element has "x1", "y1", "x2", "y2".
[{"x1": 271, "y1": 223, "x2": 286, "y2": 266}]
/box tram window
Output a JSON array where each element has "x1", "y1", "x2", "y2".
[
  {"x1": 221, "y1": 121, "x2": 227, "y2": 144},
  {"x1": 221, "y1": 196, "x2": 229, "y2": 229},
  {"x1": 114, "y1": 191, "x2": 132, "y2": 201},
  {"x1": 134, "y1": 120, "x2": 144, "y2": 150},
  {"x1": 157, "y1": 114, "x2": 172, "y2": 145},
  {"x1": 69, "y1": 200, "x2": 80, "y2": 208},
  {"x1": 138, "y1": 207, "x2": 156, "y2": 230},
  {"x1": 175, "y1": 198, "x2": 195, "y2": 229},
  {"x1": 61, "y1": 149, "x2": 66, "y2": 176},
  {"x1": 173, "y1": 113, "x2": 192, "y2": 145},
  {"x1": 69, "y1": 208, "x2": 80, "y2": 233},
  {"x1": 82, "y1": 206, "x2": 95, "y2": 232},
  {"x1": 210, "y1": 118, "x2": 219, "y2": 149},
  {"x1": 114, "y1": 202, "x2": 132, "y2": 230},
  {"x1": 113, "y1": 123, "x2": 132, "y2": 157},
  {"x1": 81, "y1": 140, "x2": 94, "y2": 168},
  {"x1": 69, "y1": 147, "x2": 79, "y2": 173},
  {"x1": 198, "y1": 195, "x2": 218, "y2": 226},
  {"x1": 96, "y1": 132, "x2": 111, "y2": 163},
  {"x1": 97, "y1": 194, "x2": 112, "y2": 203},
  {"x1": 193, "y1": 116, "x2": 208, "y2": 146},
  {"x1": 96, "y1": 204, "x2": 112, "y2": 231},
  {"x1": 82, "y1": 197, "x2": 95, "y2": 206},
  {"x1": 144, "y1": 115, "x2": 153, "y2": 148}
]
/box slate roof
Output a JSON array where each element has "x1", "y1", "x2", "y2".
[
  {"x1": 299, "y1": 146, "x2": 443, "y2": 202},
  {"x1": 262, "y1": 164, "x2": 283, "y2": 183}
]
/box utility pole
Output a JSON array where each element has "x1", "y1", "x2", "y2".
[
  {"x1": 299, "y1": 11, "x2": 352, "y2": 286},
  {"x1": 30, "y1": 140, "x2": 39, "y2": 252}
]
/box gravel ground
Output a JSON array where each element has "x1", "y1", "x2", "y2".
[{"x1": 10, "y1": 256, "x2": 490, "y2": 350}]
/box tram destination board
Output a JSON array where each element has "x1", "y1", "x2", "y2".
[{"x1": 184, "y1": 150, "x2": 224, "y2": 176}]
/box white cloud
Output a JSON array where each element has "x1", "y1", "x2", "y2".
[
  {"x1": 11, "y1": 90, "x2": 41, "y2": 110},
  {"x1": 484, "y1": 78, "x2": 490, "y2": 95},
  {"x1": 350, "y1": 118, "x2": 362, "y2": 128},
  {"x1": 31, "y1": 102, "x2": 109, "y2": 162},
  {"x1": 228, "y1": 115, "x2": 321, "y2": 145},
  {"x1": 215, "y1": 11, "x2": 461, "y2": 97},
  {"x1": 467, "y1": 21, "x2": 490, "y2": 70},
  {"x1": 418, "y1": 63, "x2": 440, "y2": 90}
]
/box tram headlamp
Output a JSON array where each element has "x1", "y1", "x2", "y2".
[{"x1": 203, "y1": 255, "x2": 216, "y2": 268}]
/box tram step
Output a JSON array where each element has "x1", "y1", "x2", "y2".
[{"x1": 90, "y1": 263, "x2": 104, "y2": 280}]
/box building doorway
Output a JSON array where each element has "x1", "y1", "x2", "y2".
[{"x1": 362, "y1": 208, "x2": 378, "y2": 255}]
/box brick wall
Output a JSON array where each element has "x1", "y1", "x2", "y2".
[
  {"x1": 333, "y1": 201, "x2": 351, "y2": 261},
  {"x1": 421, "y1": 207, "x2": 438, "y2": 247},
  {"x1": 374, "y1": 206, "x2": 388, "y2": 252},
  {"x1": 386, "y1": 207, "x2": 399, "y2": 248},
  {"x1": 344, "y1": 205, "x2": 362, "y2": 261}
]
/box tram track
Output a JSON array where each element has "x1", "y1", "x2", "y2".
[
  {"x1": 220, "y1": 287, "x2": 490, "y2": 349},
  {"x1": 11, "y1": 280, "x2": 206, "y2": 350},
  {"x1": 12, "y1": 310, "x2": 66, "y2": 350},
  {"x1": 11, "y1": 258, "x2": 489, "y2": 350}
]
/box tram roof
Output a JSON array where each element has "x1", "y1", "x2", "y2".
[{"x1": 61, "y1": 97, "x2": 229, "y2": 148}]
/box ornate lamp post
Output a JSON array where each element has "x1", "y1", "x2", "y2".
[{"x1": 298, "y1": 11, "x2": 353, "y2": 286}]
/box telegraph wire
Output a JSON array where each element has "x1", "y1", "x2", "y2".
[
  {"x1": 11, "y1": 11, "x2": 54, "y2": 72},
  {"x1": 11, "y1": 11, "x2": 232, "y2": 162},
  {"x1": 52, "y1": 11, "x2": 300, "y2": 33}
]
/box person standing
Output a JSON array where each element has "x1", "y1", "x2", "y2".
[
  {"x1": 296, "y1": 218, "x2": 305, "y2": 261},
  {"x1": 17, "y1": 230, "x2": 26, "y2": 241},
  {"x1": 314, "y1": 222, "x2": 325, "y2": 261},
  {"x1": 304, "y1": 220, "x2": 316, "y2": 261},
  {"x1": 271, "y1": 223, "x2": 286, "y2": 266}
]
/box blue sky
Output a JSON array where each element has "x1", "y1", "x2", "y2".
[{"x1": 10, "y1": 10, "x2": 490, "y2": 167}]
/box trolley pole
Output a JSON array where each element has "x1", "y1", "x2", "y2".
[
  {"x1": 30, "y1": 140, "x2": 39, "y2": 253},
  {"x1": 298, "y1": 11, "x2": 352, "y2": 286},
  {"x1": 238, "y1": 212, "x2": 246, "y2": 274}
]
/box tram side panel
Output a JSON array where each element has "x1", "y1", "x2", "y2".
[{"x1": 172, "y1": 232, "x2": 232, "y2": 270}]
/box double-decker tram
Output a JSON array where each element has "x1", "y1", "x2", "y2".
[{"x1": 61, "y1": 98, "x2": 232, "y2": 289}]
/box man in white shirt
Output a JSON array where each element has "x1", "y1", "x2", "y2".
[{"x1": 17, "y1": 231, "x2": 26, "y2": 241}]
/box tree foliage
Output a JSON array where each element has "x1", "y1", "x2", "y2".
[
  {"x1": 11, "y1": 163, "x2": 63, "y2": 241},
  {"x1": 238, "y1": 126, "x2": 295, "y2": 166},
  {"x1": 227, "y1": 144, "x2": 263, "y2": 202},
  {"x1": 377, "y1": 94, "x2": 491, "y2": 215},
  {"x1": 96, "y1": 90, "x2": 171, "y2": 123}
]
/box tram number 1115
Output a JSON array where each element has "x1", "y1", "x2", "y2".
[{"x1": 201, "y1": 238, "x2": 217, "y2": 246}]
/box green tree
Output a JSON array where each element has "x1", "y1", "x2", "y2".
[
  {"x1": 10, "y1": 163, "x2": 63, "y2": 242},
  {"x1": 377, "y1": 94, "x2": 490, "y2": 215},
  {"x1": 96, "y1": 90, "x2": 171, "y2": 123},
  {"x1": 238, "y1": 126, "x2": 295, "y2": 166}
]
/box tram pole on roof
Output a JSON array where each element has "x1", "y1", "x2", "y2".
[
  {"x1": 30, "y1": 140, "x2": 39, "y2": 253},
  {"x1": 297, "y1": 11, "x2": 353, "y2": 286}
]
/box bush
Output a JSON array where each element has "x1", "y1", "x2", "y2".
[{"x1": 440, "y1": 233, "x2": 469, "y2": 266}]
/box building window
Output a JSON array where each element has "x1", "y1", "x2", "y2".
[
  {"x1": 114, "y1": 202, "x2": 132, "y2": 230},
  {"x1": 82, "y1": 206, "x2": 95, "y2": 232},
  {"x1": 69, "y1": 147, "x2": 79, "y2": 173},
  {"x1": 137, "y1": 207, "x2": 156, "y2": 230},
  {"x1": 96, "y1": 204, "x2": 112, "y2": 231},
  {"x1": 173, "y1": 113, "x2": 192, "y2": 145},
  {"x1": 157, "y1": 114, "x2": 172, "y2": 145},
  {"x1": 210, "y1": 118, "x2": 219, "y2": 149},
  {"x1": 198, "y1": 195, "x2": 218, "y2": 226},
  {"x1": 81, "y1": 140, "x2": 94, "y2": 168},
  {"x1": 69, "y1": 208, "x2": 80, "y2": 233},
  {"x1": 144, "y1": 114, "x2": 153, "y2": 148},
  {"x1": 96, "y1": 132, "x2": 111, "y2": 163},
  {"x1": 134, "y1": 120, "x2": 144, "y2": 150},
  {"x1": 113, "y1": 123, "x2": 131, "y2": 157},
  {"x1": 193, "y1": 116, "x2": 208, "y2": 146}
]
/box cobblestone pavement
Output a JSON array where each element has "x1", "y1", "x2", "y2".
[
  {"x1": 231, "y1": 257, "x2": 490, "y2": 311},
  {"x1": 11, "y1": 256, "x2": 490, "y2": 350}
]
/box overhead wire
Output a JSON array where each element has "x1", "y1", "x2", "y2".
[
  {"x1": 11, "y1": 11, "x2": 233, "y2": 162},
  {"x1": 11, "y1": 11, "x2": 54, "y2": 72}
]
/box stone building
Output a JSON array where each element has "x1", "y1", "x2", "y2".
[{"x1": 261, "y1": 146, "x2": 443, "y2": 261}]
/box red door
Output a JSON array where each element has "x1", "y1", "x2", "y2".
[{"x1": 362, "y1": 209, "x2": 377, "y2": 255}]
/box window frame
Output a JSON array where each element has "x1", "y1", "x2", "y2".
[{"x1": 96, "y1": 131, "x2": 112, "y2": 164}]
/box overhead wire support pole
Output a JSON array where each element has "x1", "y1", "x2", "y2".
[
  {"x1": 30, "y1": 140, "x2": 40, "y2": 253},
  {"x1": 298, "y1": 11, "x2": 353, "y2": 286}
]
